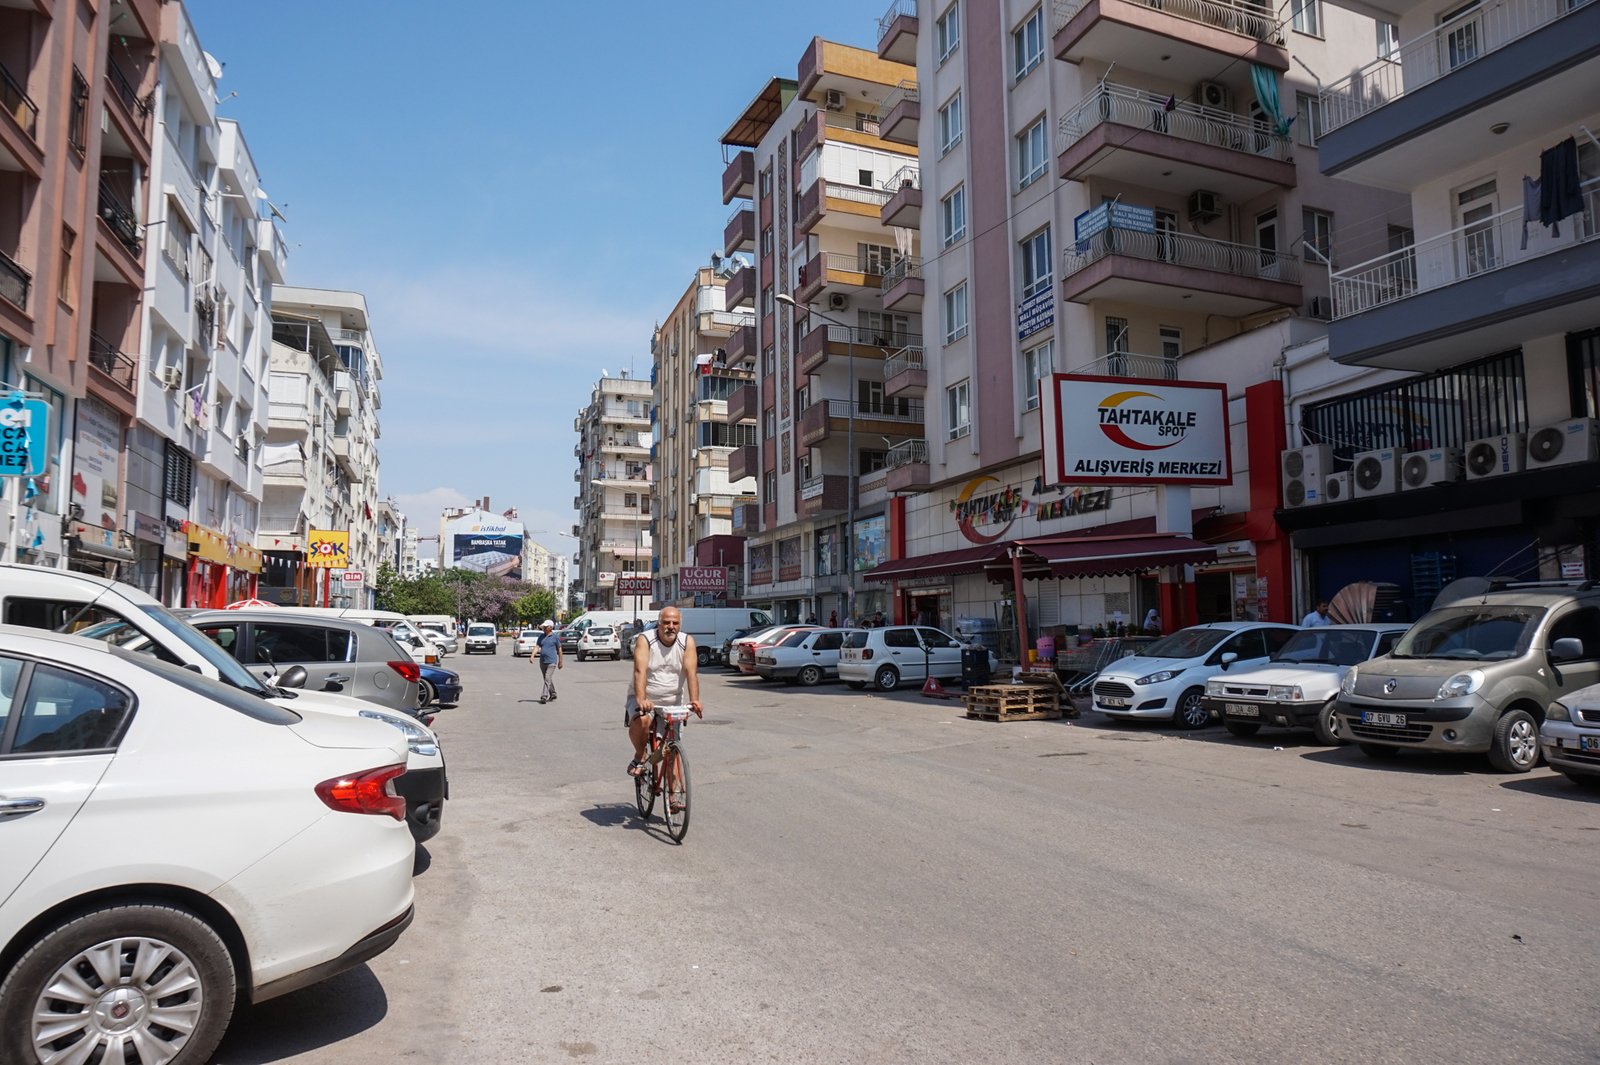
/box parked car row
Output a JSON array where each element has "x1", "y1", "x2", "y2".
[{"x1": 709, "y1": 622, "x2": 1001, "y2": 692}]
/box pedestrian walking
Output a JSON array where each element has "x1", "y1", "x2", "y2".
[
  {"x1": 829, "y1": 609, "x2": 838, "y2": 629},
  {"x1": 531, "y1": 619, "x2": 562, "y2": 703}
]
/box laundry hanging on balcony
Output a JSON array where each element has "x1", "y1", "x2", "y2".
[
  {"x1": 695, "y1": 353, "x2": 715, "y2": 376},
  {"x1": 1248, "y1": 65, "x2": 1293, "y2": 139},
  {"x1": 1540, "y1": 137, "x2": 1584, "y2": 235}
]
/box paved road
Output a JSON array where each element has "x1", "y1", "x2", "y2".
[{"x1": 212, "y1": 643, "x2": 1600, "y2": 1064}]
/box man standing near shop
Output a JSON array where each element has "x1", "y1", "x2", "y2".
[
  {"x1": 532, "y1": 619, "x2": 562, "y2": 703},
  {"x1": 1302, "y1": 600, "x2": 1333, "y2": 627}
]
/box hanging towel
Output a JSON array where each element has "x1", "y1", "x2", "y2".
[
  {"x1": 1522, "y1": 176, "x2": 1540, "y2": 249},
  {"x1": 1249, "y1": 64, "x2": 1293, "y2": 138},
  {"x1": 1540, "y1": 137, "x2": 1583, "y2": 229}
]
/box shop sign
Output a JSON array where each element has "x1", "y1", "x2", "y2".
[
  {"x1": 854, "y1": 516, "x2": 888, "y2": 571},
  {"x1": 778, "y1": 537, "x2": 802, "y2": 582},
  {"x1": 1016, "y1": 290, "x2": 1054, "y2": 341},
  {"x1": 1041, "y1": 375, "x2": 1231, "y2": 486},
  {"x1": 953, "y1": 477, "x2": 1017, "y2": 544},
  {"x1": 72, "y1": 397, "x2": 121, "y2": 531},
  {"x1": 616, "y1": 575, "x2": 653, "y2": 596},
  {"x1": 896, "y1": 576, "x2": 951, "y2": 590},
  {"x1": 132, "y1": 512, "x2": 167, "y2": 545},
  {"x1": 1033, "y1": 487, "x2": 1111, "y2": 521},
  {"x1": 749, "y1": 543, "x2": 773, "y2": 585},
  {"x1": 0, "y1": 392, "x2": 49, "y2": 477},
  {"x1": 1073, "y1": 201, "x2": 1154, "y2": 242},
  {"x1": 307, "y1": 529, "x2": 350, "y2": 568},
  {"x1": 678, "y1": 566, "x2": 726, "y2": 593},
  {"x1": 341, "y1": 570, "x2": 365, "y2": 583}
]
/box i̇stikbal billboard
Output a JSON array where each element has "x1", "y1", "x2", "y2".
[
  {"x1": 447, "y1": 516, "x2": 524, "y2": 580},
  {"x1": 1039, "y1": 375, "x2": 1232, "y2": 487}
]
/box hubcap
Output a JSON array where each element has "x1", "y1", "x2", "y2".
[
  {"x1": 1509, "y1": 719, "x2": 1537, "y2": 765},
  {"x1": 32, "y1": 936, "x2": 203, "y2": 1065},
  {"x1": 1182, "y1": 696, "x2": 1206, "y2": 726}
]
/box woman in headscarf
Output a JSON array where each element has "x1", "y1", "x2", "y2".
[{"x1": 1143, "y1": 609, "x2": 1161, "y2": 635}]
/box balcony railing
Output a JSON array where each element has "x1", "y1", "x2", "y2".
[
  {"x1": 880, "y1": 255, "x2": 923, "y2": 291},
  {"x1": 878, "y1": 0, "x2": 918, "y2": 40},
  {"x1": 823, "y1": 398, "x2": 925, "y2": 423},
  {"x1": 0, "y1": 59, "x2": 38, "y2": 138},
  {"x1": 703, "y1": 310, "x2": 755, "y2": 332},
  {"x1": 98, "y1": 180, "x2": 142, "y2": 255},
  {"x1": 886, "y1": 438, "x2": 929, "y2": 468},
  {"x1": 1330, "y1": 175, "x2": 1600, "y2": 319},
  {"x1": 87, "y1": 332, "x2": 137, "y2": 392},
  {"x1": 881, "y1": 164, "x2": 920, "y2": 192},
  {"x1": 884, "y1": 346, "x2": 925, "y2": 379},
  {"x1": 163, "y1": 226, "x2": 190, "y2": 283},
  {"x1": 803, "y1": 251, "x2": 899, "y2": 285},
  {"x1": 1063, "y1": 224, "x2": 1301, "y2": 285},
  {"x1": 1067, "y1": 353, "x2": 1180, "y2": 380},
  {"x1": 105, "y1": 62, "x2": 151, "y2": 134},
  {"x1": 822, "y1": 110, "x2": 881, "y2": 138},
  {"x1": 1051, "y1": 0, "x2": 1281, "y2": 41},
  {"x1": 1058, "y1": 82, "x2": 1290, "y2": 161},
  {"x1": 875, "y1": 81, "x2": 919, "y2": 124},
  {"x1": 1319, "y1": 0, "x2": 1594, "y2": 136},
  {"x1": 814, "y1": 324, "x2": 922, "y2": 349},
  {"x1": 0, "y1": 248, "x2": 30, "y2": 311},
  {"x1": 823, "y1": 180, "x2": 893, "y2": 207}
]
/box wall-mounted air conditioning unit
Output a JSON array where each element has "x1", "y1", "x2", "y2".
[
  {"x1": 161, "y1": 366, "x2": 183, "y2": 390},
  {"x1": 1352, "y1": 448, "x2": 1400, "y2": 497},
  {"x1": 1308, "y1": 296, "x2": 1332, "y2": 319},
  {"x1": 1465, "y1": 433, "x2": 1527, "y2": 479},
  {"x1": 823, "y1": 89, "x2": 846, "y2": 111},
  {"x1": 1197, "y1": 81, "x2": 1230, "y2": 110},
  {"x1": 1323, "y1": 471, "x2": 1350, "y2": 503},
  {"x1": 1400, "y1": 448, "x2": 1462, "y2": 490},
  {"x1": 1280, "y1": 445, "x2": 1332, "y2": 508},
  {"x1": 1526, "y1": 418, "x2": 1597, "y2": 468},
  {"x1": 1188, "y1": 190, "x2": 1221, "y2": 225},
  {"x1": 828, "y1": 292, "x2": 850, "y2": 312}
]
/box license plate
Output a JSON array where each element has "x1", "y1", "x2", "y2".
[
  {"x1": 1362, "y1": 711, "x2": 1407, "y2": 728},
  {"x1": 1225, "y1": 703, "x2": 1260, "y2": 717},
  {"x1": 1582, "y1": 736, "x2": 1600, "y2": 751},
  {"x1": 1100, "y1": 697, "x2": 1129, "y2": 708}
]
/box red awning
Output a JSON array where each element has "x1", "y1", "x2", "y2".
[
  {"x1": 861, "y1": 544, "x2": 1000, "y2": 583},
  {"x1": 984, "y1": 534, "x2": 1219, "y2": 583}
]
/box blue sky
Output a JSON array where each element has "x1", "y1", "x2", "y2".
[{"x1": 187, "y1": 1, "x2": 885, "y2": 562}]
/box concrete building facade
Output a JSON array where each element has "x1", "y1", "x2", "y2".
[{"x1": 574, "y1": 373, "x2": 652, "y2": 609}]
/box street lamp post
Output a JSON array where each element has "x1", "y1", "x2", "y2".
[{"x1": 777, "y1": 293, "x2": 855, "y2": 625}]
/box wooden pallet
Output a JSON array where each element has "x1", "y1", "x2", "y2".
[{"x1": 963, "y1": 684, "x2": 1062, "y2": 721}]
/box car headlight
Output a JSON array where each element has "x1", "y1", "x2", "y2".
[
  {"x1": 1340, "y1": 667, "x2": 1358, "y2": 696},
  {"x1": 360, "y1": 709, "x2": 437, "y2": 755},
  {"x1": 1136, "y1": 670, "x2": 1176, "y2": 685},
  {"x1": 1437, "y1": 670, "x2": 1484, "y2": 700},
  {"x1": 1548, "y1": 701, "x2": 1571, "y2": 722},
  {"x1": 1206, "y1": 679, "x2": 1225, "y2": 695},
  {"x1": 1270, "y1": 685, "x2": 1304, "y2": 701}
]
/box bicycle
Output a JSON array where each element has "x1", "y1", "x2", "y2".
[{"x1": 633, "y1": 705, "x2": 694, "y2": 842}]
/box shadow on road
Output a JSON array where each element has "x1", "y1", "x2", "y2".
[
  {"x1": 211, "y1": 964, "x2": 387, "y2": 1064},
  {"x1": 1499, "y1": 773, "x2": 1600, "y2": 803},
  {"x1": 580, "y1": 802, "x2": 649, "y2": 829}
]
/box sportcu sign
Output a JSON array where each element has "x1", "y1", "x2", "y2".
[{"x1": 1041, "y1": 375, "x2": 1231, "y2": 487}]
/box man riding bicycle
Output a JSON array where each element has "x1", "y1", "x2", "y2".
[{"x1": 626, "y1": 607, "x2": 702, "y2": 787}]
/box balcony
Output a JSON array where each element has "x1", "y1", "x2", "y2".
[
  {"x1": 1057, "y1": 83, "x2": 1293, "y2": 200},
  {"x1": 0, "y1": 59, "x2": 38, "y2": 141},
  {"x1": 795, "y1": 178, "x2": 895, "y2": 237},
  {"x1": 725, "y1": 265, "x2": 756, "y2": 310},
  {"x1": 726, "y1": 323, "x2": 757, "y2": 366},
  {"x1": 724, "y1": 205, "x2": 755, "y2": 257},
  {"x1": 105, "y1": 61, "x2": 152, "y2": 142},
  {"x1": 728, "y1": 445, "x2": 760, "y2": 483},
  {"x1": 699, "y1": 309, "x2": 755, "y2": 337},
  {"x1": 880, "y1": 165, "x2": 921, "y2": 229},
  {"x1": 732, "y1": 502, "x2": 760, "y2": 535},
  {"x1": 1068, "y1": 352, "x2": 1180, "y2": 380},
  {"x1": 722, "y1": 150, "x2": 755, "y2": 205},
  {"x1": 800, "y1": 398, "x2": 925, "y2": 446},
  {"x1": 884, "y1": 346, "x2": 926, "y2": 396},
  {"x1": 97, "y1": 180, "x2": 142, "y2": 257},
  {"x1": 799, "y1": 323, "x2": 919, "y2": 374},
  {"x1": 726, "y1": 384, "x2": 759, "y2": 425},
  {"x1": 800, "y1": 474, "x2": 852, "y2": 516},
  {"x1": 1315, "y1": 0, "x2": 1600, "y2": 190},
  {"x1": 875, "y1": 81, "x2": 919, "y2": 147},
  {"x1": 880, "y1": 256, "x2": 924, "y2": 312},
  {"x1": 1327, "y1": 176, "x2": 1600, "y2": 371},
  {"x1": 87, "y1": 332, "x2": 137, "y2": 398},
  {"x1": 878, "y1": 0, "x2": 919, "y2": 63},
  {"x1": 1052, "y1": 0, "x2": 1286, "y2": 84},
  {"x1": 0, "y1": 249, "x2": 29, "y2": 312},
  {"x1": 885, "y1": 438, "x2": 931, "y2": 492},
  {"x1": 796, "y1": 250, "x2": 893, "y2": 305},
  {"x1": 1061, "y1": 223, "x2": 1302, "y2": 315},
  {"x1": 857, "y1": 467, "x2": 891, "y2": 507}
]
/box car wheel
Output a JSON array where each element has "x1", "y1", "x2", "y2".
[
  {"x1": 1358, "y1": 742, "x2": 1398, "y2": 759},
  {"x1": 0, "y1": 903, "x2": 236, "y2": 1065},
  {"x1": 874, "y1": 665, "x2": 900, "y2": 692},
  {"x1": 577, "y1": 652, "x2": 586, "y2": 662},
  {"x1": 1560, "y1": 769, "x2": 1600, "y2": 790},
  {"x1": 697, "y1": 647, "x2": 711, "y2": 667},
  {"x1": 798, "y1": 665, "x2": 823, "y2": 687},
  {"x1": 1171, "y1": 687, "x2": 1209, "y2": 730},
  {"x1": 847, "y1": 681, "x2": 867, "y2": 690},
  {"x1": 1312, "y1": 699, "x2": 1344, "y2": 746},
  {"x1": 1487, "y1": 709, "x2": 1539, "y2": 773},
  {"x1": 1223, "y1": 720, "x2": 1260, "y2": 738},
  {"x1": 419, "y1": 678, "x2": 437, "y2": 707}
]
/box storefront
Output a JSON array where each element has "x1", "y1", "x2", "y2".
[{"x1": 185, "y1": 522, "x2": 230, "y2": 609}]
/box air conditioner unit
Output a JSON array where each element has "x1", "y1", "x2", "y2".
[
  {"x1": 1197, "y1": 81, "x2": 1230, "y2": 110},
  {"x1": 161, "y1": 366, "x2": 183, "y2": 390},
  {"x1": 1188, "y1": 190, "x2": 1221, "y2": 225},
  {"x1": 1400, "y1": 447, "x2": 1462, "y2": 490},
  {"x1": 1526, "y1": 418, "x2": 1598, "y2": 468},
  {"x1": 823, "y1": 89, "x2": 846, "y2": 112},
  {"x1": 1352, "y1": 448, "x2": 1400, "y2": 497},
  {"x1": 1321, "y1": 470, "x2": 1350, "y2": 503},
  {"x1": 828, "y1": 292, "x2": 850, "y2": 312},
  {"x1": 1281, "y1": 445, "x2": 1333, "y2": 508},
  {"x1": 1465, "y1": 433, "x2": 1527, "y2": 479},
  {"x1": 1308, "y1": 296, "x2": 1332, "y2": 320}
]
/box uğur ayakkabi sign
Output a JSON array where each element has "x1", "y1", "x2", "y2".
[{"x1": 1040, "y1": 374, "x2": 1231, "y2": 487}]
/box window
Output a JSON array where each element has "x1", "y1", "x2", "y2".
[
  {"x1": 1017, "y1": 118, "x2": 1048, "y2": 189},
  {"x1": 1291, "y1": 0, "x2": 1320, "y2": 35},
  {"x1": 946, "y1": 380, "x2": 971, "y2": 440},
  {"x1": 796, "y1": 384, "x2": 810, "y2": 411},
  {"x1": 939, "y1": 92, "x2": 963, "y2": 154},
  {"x1": 761, "y1": 345, "x2": 775, "y2": 376},
  {"x1": 1023, "y1": 339, "x2": 1054, "y2": 411},
  {"x1": 759, "y1": 166, "x2": 773, "y2": 198},
  {"x1": 858, "y1": 310, "x2": 911, "y2": 345},
  {"x1": 640, "y1": 495, "x2": 651, "y2": 515},
  {"x1": 859, "y1": 449, "x2": 888, "y2": 474},
  {"x1": 760, "y1": 226, "x2": 773, "y2": 258},
  {"x1": 1302, "y1": 208, "x2": 1333, "y2": 263},
  {"x1": 1013, "y1": 8, "x2": 1045, "y2": 81},
  {"x1": 937, "y1": 2, "x2": 960, "y2": 61},
  {"x1": 8, "y1": 662, "x2": 133, "y2": 755},
  {"x1": 858, "y1": 168, "x2": 874, "y2": 187},
  {"x1": 943, "y1": 283, "x2": 968, "y2": 343},
  {"x1": 68, "y1": 69, "x2": 89, "y2": 153},
  {"x1": 885, "y1": 627, "x2": 921, "y2": 648},
  {"x1": 941, "y1": 186, "x2": 966, "y2": 247},
  {"x1": 1160, "y1": 327, "x2": 1183, "y2": 360},
  {"x1": 252, "y1": 624, "x2": 352, "y2": 664},
  {"x1": 763, "y1": 471, "x2": 777, "y2": 503},
  {"x1": 1256, "y1": 209, "x2": 1278, "y2": 256},
  {"x1": 1377, "y1": 20, "x2": 1400, "y2": 59},
  {"x1": 761, "y1": 286, "x2": 774, "y2": 316},
  {"x1": 624, "y1": 492, "x2": 638, "y2": 508},
  {"x1": 763, "y1": 406, "x2": 776, "y2": 439},
  {"x1": 1105, "y1": 316, "x2": 1130, "y2": 354},
  {"x1": 1296, "y1": 92, "x2": 1323, "y2": 147},
  {"x1": 1020, "y1": 226, "x2": 1052, "y2": 298},
  {"x1": 163, "y1": 442, "x2": 194, "y2": 506},
  {"x1": 57, "y1": 226, "x2": 75, "y2": 304},
  {"x1": 858, "y1": 242, "x2": 898, "y2": 275}
]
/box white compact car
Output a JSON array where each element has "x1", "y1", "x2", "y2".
[
  {"x1": 514, "y1": 629, "x2": 542, "y2": 657},
  {"x1": 463, "y1": 623, "x2": 498, "y2": 654},
  {"x1": 578, "y1": 626, "x2": 621, "y2": 661},
  {"x1": 838, "y1": 626, "x2": 996, "y2": 691},
  {"x1": 413, "y1": 622, "x2": 458, "y2": 655},
  {"x1": 1205, "y1": 624, "x2": 1408, "y2": 744},
  {"x1": 0, "y1": 626, "x2": 416, "y2": 1065},
  {"x1": 1091, "y1": 622, "x2": 1301, "y2": 728},
  {"x1": 756, "y1": 629, "x2": 848, "y2": 685}
]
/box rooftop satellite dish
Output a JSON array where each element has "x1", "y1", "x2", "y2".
[
  {"x1": 202, "y1": 52, "x2": 224, "y2": 80},
  {"x1": 600, "y1": 369, "x2": 608, "y2": 378},
  {"x1": 1433, "y1": 576, "x2": 1493, "y2": 611}
]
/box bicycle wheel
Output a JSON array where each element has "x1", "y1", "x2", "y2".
[
  {"x1": 634, "y1": 757, "x2": 656, "y2": 820},
  {"x1": 662, "y1": 741, "x2": 691, "y2": 843}
]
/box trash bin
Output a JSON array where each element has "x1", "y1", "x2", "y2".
[{"x1": 961, "y1": 647, "x2": 991, "y2": 688}]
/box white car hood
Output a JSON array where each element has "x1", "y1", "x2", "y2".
[
  {"x1": 1100, "y1": 655, "x2": 1198, "y2": 681},
  {"x1": 1218, "y1": 662, "x2": 1345, "y2": 695}
]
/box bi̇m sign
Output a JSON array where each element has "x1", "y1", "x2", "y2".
[{"x1": 1040, "y1": 375, "x2": 1231, "y2": 487}]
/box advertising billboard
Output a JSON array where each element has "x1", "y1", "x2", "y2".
[
  {"x1": 72, "y1": 397, "x2": 121, "y2": 531},
  {"x1": 678, "y1": 566, "x2": 726, "y2": 593},
  {"x1": 1040, "y1": 374, "x2": 1232, "y2": 487},
  {"x1": 446, "y1": 515, "x2": 525, "y2": 580},
  {"x1": 307, "y1": 529, "x2": 350, "y2": 568}
]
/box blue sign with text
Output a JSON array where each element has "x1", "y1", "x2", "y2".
[
  {"x1": 1073, "y1": 202, "x2": 1156, "y2": 242},
  {"x1": 0, "y1": 392, "x2": 49, "y2": 478},
  {"x1": 1017, "y1": 290, "x2": 1055, "y2": 340}
]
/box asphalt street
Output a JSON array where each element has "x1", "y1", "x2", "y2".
[{"x1": 211, "y1": 642, "x2": 1600, "y2": 1064}]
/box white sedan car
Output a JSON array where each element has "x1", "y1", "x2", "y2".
[
  {"x1": 514, "y1": 629, "x2": 542, "y2": 657},
  {"x1": 755, "y1": 629, "x2": 848, "y2": 685},
  {"x1": 0, "y1": 626, "x2": 416, "y2": 1065}
]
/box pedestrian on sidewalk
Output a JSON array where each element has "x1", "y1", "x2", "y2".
[{"x1": 532, "y1": 619, "x2": 562, "y2": 703}]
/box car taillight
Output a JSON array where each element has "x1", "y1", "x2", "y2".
[
  {"x1": 315, "y1": 764, "x2": 407, "y2": 820},
  {"x1": 861, "y1": 648, "x2": 874, "y2": 660},
  {"x1": 388, "y1": 660, "x2": 421, "y2": 683}
]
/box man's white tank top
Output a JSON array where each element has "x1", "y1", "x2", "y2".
[{"x1": 625, "y1": 631, "x2": 686, "y2": 710}]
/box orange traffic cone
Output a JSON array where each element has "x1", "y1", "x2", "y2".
[{"x1": 921, "y1": 676, "x2": 951, "y2": 699}]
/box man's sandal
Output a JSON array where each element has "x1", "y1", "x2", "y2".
[
  {"x1": 669, "y1": 801, "x2": 686, "y2": 814},
  {"x1": 627, "y1": 760, "x2": 646, "y2": 777}
]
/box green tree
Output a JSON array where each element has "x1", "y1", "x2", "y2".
[{"x1": 515, "y1": 587, "x2": 559, "y2": 626}]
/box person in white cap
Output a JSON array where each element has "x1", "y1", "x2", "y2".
[{"x1": 531, "y1": 619, "x2": 563, "y2": 704}]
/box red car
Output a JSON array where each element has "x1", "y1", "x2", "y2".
[{"x1": 734, "y1": 625, "x2": 821, "y2": 675}]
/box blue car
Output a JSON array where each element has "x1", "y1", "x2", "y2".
[{"x1": 419, "y1": 663, "x2": 462, "y2": 708}]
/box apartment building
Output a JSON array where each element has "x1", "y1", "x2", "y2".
[
  {"x1": 258, "y1": 287, "x2": 384, "y2": 607},
  {"x1": 858, "y1": 0, "x2": 1411, "y2": 638},
  {"x1": 0, "y1": 0, "x2": 160, "y2": 570},
  {"x1": 1261, "y1": 0, "x2": 1600, "y2": 615},
  {"x1": 574, "y1": 372, "x2": 653, "y2": 609},
  {"x1": 400, "y1": 525, "x2": 420, "y2": 577},
  {"x1": 650, "y1": 263, "x2": 758, "y2": 605},
  {"x1": 718, "y1": 38, "x2": 920, "y2": 625}
]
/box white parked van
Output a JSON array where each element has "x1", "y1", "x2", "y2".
[
  {"x1": 674, "y1": 607, "x2": 774, "y2": 666},
  {"x1": 407, "y1": 614, "x2": 457, "y2": 655}
]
